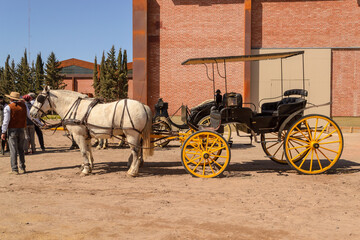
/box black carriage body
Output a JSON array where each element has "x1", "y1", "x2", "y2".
[{"x1": 211, "y1": 89, "x2": 307, "y2": 134}]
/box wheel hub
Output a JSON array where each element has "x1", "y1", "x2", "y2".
[
  {"x1": 311, "y1": 141, "x2": 320, "y2": 149},
  {"x1": 203, "y1": 152, "x2": 210, "y2": 159}
]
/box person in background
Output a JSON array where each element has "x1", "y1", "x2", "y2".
[
  {"x1": 28, "y1": 92, "x2": 45, "y2": 151},
  {"x1": 0, "y1": 96, "x2": 8, "y2": 153},
  {"x1": 22, "y1": 95, "x2": 36, "y2": 154},
  {"x1": 1, "y1": 92, "x2": 28, "y2": 174}
]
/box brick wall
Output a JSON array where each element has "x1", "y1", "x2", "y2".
[
  {"x1": 252, "y1": 0, "x2": 360, "y2": 48},
  {"x1": 332, "y1": 49, "x2": 360, "y2": 116},
  {"x1": 147, "y1": 0, "x2": 360, "y2": 116},
  {"x1": 148, "y1": 0, "x2": 245, "y2": 114}
]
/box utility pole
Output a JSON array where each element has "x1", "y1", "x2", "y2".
[{"x1": 28, "y1": 0, "x2": 31, "y2": 63}]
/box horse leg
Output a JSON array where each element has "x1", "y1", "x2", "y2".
[
  {"x1": 127, "y1": 146, "x2": 140, "y2": 176},
  {"x1": 86, "y1": 138, "x2": 94, "y2": 170},
  {"x1": 126, "y1": 132, "x2": 141, "y2": 177},
  {"x1": 74, "y1": 135, "x2": 92, "y2": 175}
]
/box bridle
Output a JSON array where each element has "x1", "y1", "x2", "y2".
[{"x1": 31, "y1": 91, "x2": 53, "y2": 119}]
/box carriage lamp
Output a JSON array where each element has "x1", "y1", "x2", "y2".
[{"x1": 227, "y1": 95, "x2": 238, "y2": 107}]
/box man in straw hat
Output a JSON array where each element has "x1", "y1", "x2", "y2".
[{"x1": 1, "y1": 91, "x2": 28, "y2": 174}]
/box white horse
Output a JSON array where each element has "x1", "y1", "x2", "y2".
[{"x1": 30, "y1": 86, "x2": 154, "y2": 176}]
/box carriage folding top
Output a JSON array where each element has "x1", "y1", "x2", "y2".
[{"x1": 181, "y1": 51, "x2": 304, "y2": 65}]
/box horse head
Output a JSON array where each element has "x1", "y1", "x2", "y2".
[{"x1": 30, "y1": 86, "x2": 52, "y2": 118}]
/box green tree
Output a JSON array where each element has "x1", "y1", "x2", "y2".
[
  {"x1": 117, "y1": 48, "x2": 128, "y2": 99},
  {"x1": 121, "y1": 49, "x2": 128, "y2": 98},
  {"x1": 99, "y1": 52, "x2": 107, "y2": 99},
  {"x1": 45, "y1": 52, "x2": 65, "y2": 89},
  {"x1": 10, "y1": 59, "x2": 17, "y2": 93},
  {"x1": 104, "y1": 45, "x2": 118, "y2": 101},
  {"x1": 34, "y1": 53, "x2": 45, "y2": 92},
  {"x1": 92, "y1": 56, "x2": 100, "y2": 97},
  {"x1": 15, "y1": 49, "x2": 31, "y2": 94}
]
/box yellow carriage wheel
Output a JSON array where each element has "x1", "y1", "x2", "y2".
[
  {"x1": 261, "y1": 132, "x2": 288, "y2": 164},
  {"x1": 284, "y1": 115, "x2": 343, "y2": 174},
  {"x1": 198, "y1": 116, "x2": 232, "y2": 143},
  {"x1": 261, "y1": 131, "x2": 305, "y2": 164},
  {"x1": 181, "y1": 130, "x2": 231, "y2": 178}
]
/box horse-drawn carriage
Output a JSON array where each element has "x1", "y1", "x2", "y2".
[
  {"x1": 30, "y1": 51, "x2": 343, "y2": 178},
  {"x1": 152, "y1": 50, "x2": 343, "y2": 178}
]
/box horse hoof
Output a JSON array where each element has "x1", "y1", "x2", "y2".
[
  {"x1": 80, "y1": 172, "x2": 89, "y2": 177},
  {"x1": 127, "y1": 171, "x2": 138, "y2": 177}
]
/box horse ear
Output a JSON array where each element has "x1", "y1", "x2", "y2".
[{"x1": 44, "y1": 86, "x2": 51, "y2": 92}]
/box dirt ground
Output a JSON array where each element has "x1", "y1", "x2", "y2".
[{"x1": 0, "y1": 129, "x2": 359, "y2": 240}]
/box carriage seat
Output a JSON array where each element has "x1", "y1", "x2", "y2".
[{"x1": 261, "y1": 89, "x2": 308, "y2": 116}]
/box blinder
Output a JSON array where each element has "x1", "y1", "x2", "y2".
[{"x1": 37, "y1": 94, "x2": 46, "y2": 104}]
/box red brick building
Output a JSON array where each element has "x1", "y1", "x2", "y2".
[
  {"x1": 60, "y1": 58, "x2": 133, "y2": 96},
  {"x1": 132, "y1": 0, "x2": 360, "y2": 117}
]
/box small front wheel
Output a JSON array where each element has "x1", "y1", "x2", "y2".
[
  {"x1": 181, "y1": 130, "x2": 231, "y2": 178},
  {"x1": 284, "y1": 115, "x2": 343, "y2": 174}
]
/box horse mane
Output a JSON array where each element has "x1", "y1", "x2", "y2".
[{"x1": 50, "y1": 89, "x2": 89, "y2": 99}]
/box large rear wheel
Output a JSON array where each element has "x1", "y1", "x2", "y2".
[
  {"x1": 284, "y1": 115, "x2": 343, "y2": 174},
  {"x1": 181, "y1": 130, "x2": 231, "y2": 178}
]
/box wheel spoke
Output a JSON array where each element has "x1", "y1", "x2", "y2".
[
  {"x1": 319, "y1": 140, "x2": 341, "y2": 145},
  {"x1": 185, "y1": 155, "x2": 201, "y2": 164},
  {"x1": 209, "y1": 145, "x2": 226, "y2": 154},
  {"x1": 315, "y1": 149, "x2": 323, "y2": 170},
  {"x1": 298, "y1": 148, "x2": 312, "y2": 168},
  {"x1": 310, "y1": 149, "x2": 314, "y2": 172},
  {"x1": 295, "y1": 126, "x2": 311, "y2": 142},
  {"x1": 192, "y1": 158, "x2": 203, "y2": 172},
  {"x1": 317, "y1": 148, "x2": 333, "y2": 163},
  {"x1": 318, "y1": 130, "x2": 337, "y2": 143},
  {"x1": 305, "y1": 120, "x2": 313, "y2": 141},
  {"x1": 289, "y1": 136, "x2": 309, "y2": 144},
  {"x1": 288, "y1": 144, "x2": 309, "y2": 151},
  {"x1": 319, "y1": 146, "x2": 340, "y2": 154},
  {"x1": 314, "y1": 118, "x2": 319, "y2": 140},
  {"x1": 292, "y1": 147, "x2": 311, "y2": 162},
  {"x1": 315, "y1": 122, "x2": 330, "y2": 141}
]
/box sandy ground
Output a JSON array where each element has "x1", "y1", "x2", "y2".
[{"x1": 0, "y1": 130, "x2": 359, "y2": 240}]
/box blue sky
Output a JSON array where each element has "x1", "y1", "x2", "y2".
[{"x1": 0, "y1": 0, "x2": 132, "y2": 66}]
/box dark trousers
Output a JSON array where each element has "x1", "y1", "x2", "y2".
[
  {"x1": 34, "y1": 125, "x2": 45, "y2": 149},
  {"x1": 8, "y1": 128, "x2": 26, "y2": 171}
]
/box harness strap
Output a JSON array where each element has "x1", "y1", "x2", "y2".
[
  {"x1": 110, "y1": 100, "x2": 121, "y2": 137},
  {"x1": 81, "y1": 98, "x2": 101, "y2": 125}
]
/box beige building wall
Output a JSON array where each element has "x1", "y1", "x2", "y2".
[{"x1": 251, "y1": 49, "x2": 331, "y2": 116}]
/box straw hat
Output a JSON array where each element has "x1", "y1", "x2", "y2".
[{"x1": 5, "y1": 92, "x2": 23, "y2": 101}]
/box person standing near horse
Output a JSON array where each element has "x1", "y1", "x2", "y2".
[
  {"x1": 1, "y1": 92, "x2": 28, "y2": 174},
  {"x1": 28, "y1": 92, "x2": 46, "y2": 152},
  {"x1": 22, "y1": 95, "x2": 36, "y2": 154}
]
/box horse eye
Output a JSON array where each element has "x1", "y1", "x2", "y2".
[{"x1": 37, "y1": 95, "x2": 46, "y2": 103}]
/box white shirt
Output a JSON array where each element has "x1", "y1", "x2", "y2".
[{"x1": 1, "y1": 101, "x2": 41, "y2": 134}]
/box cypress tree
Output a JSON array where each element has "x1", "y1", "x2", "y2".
[
  {"x1": 122, "y1": 49, "x2": 128, "y2": 98},
  {"x1": 99, "y1": 52, "x2": 107, "y2": 99},
  {"x1": 92, "y1": 56, "x2": 100, "y2": 97},
  {"x1": 1, "y1": 56, "x2": 16, "y2": 94},
  {"x1": 105, "y1": 45, "x2": 118, "y2": 101},
  {"x1": 117, "y1": 48, "x2": 123, "y2": 99},
  {"x1": 35, "y1": 53, "x2": 45, "y2": 92},
  {"x1": 10, "y1": 60, "x2": 17, "y2": 93},
  {"x1": 16, "y1": 49, "x2": 31, "y2": 94},
  {"x1": 45, "y1": 52, "x2": 65, "y2": 89}
]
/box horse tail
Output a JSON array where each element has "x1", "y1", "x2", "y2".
[{"x1": 142, "y1": 105, "x2": 154, "y2": 159}]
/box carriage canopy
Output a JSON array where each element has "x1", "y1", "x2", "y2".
[{"x1": 181, "y1": 51, "x2": 304, "y2": 65}]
